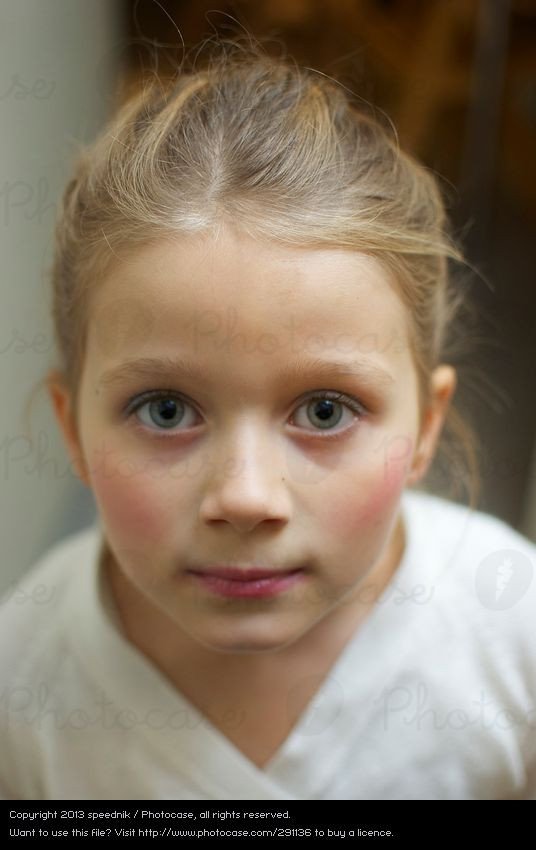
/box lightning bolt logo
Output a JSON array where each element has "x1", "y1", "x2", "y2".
[{"x1": 494, "y1": 556, "x2": 514, "y2": 602}]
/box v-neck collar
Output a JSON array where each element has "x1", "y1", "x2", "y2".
[{"x1": 68, "y1": 489, "x2": 463, "y2": 798}]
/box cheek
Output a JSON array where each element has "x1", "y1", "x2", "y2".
[
  {"x1": 321, "y1": 435, "x2": 414, "y2": 537},
  {"x1": 88, "y1": 446, "x2": 173, "y2": 547}
]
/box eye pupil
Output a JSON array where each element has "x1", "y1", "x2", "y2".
[
  {"x1": 315, "y1": 400, "x2": 334, "y2": 421},
  {"x1": 149, "y1": 398, "x2": 183, "y2": 427},
  {"x1": 157, "y1": 399, "x2": 177, "y2": 420},
  {"x1": 308, "y1": 398, "x2": 343, "y2": 429}
]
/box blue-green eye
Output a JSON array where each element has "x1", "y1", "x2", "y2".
[
  {"x1": 125, "y1": 390, "x2": 364, "y2": 439},
  {"x1": 128, "y1": 393, "x2": 199, "y2": 432},
  {"x1": 293, "y1": 395, "x2": 355, "y2": 431}
]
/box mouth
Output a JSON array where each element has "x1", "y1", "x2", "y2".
[
  {"x1": 185, "y1": 565, "x2": 307, "y2": 598},
  {"x1": 188, "y1": 565, "x2": 304, "y2": 580}
]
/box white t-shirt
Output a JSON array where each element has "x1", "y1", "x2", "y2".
[{"x1": 1, "y1": 489, "x2": 536, "y2": 800}]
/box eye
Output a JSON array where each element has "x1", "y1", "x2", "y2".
[
  {"x1": 291, "y1": 391, "x2": 365, "y2": 438},
  {"x1": 126, "y1": 392, "x2": 200, "y2": 434},
  {"x1": 124, "y1": 389, "x2": 365, "y2": 439}
]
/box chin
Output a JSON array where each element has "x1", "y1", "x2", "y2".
[{"x1": 193, "y1": 623, "x2": 297, "y2": 656}]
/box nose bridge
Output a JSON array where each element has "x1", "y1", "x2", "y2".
[
  {"x1": 199, "y1": 413, "x2": 290, "y2": 529},
  {"x1": 211, "y1": 411, "x2": 283, "y2": 485}
]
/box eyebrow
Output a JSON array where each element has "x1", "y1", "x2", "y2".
[{"x1": 98, "y1": 354, "x2": 395, "y2": 391}]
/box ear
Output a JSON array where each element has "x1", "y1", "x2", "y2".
[
  {"x1": 407, "y1": 365, "x2": 457, "y2": 487},
  {"x1": 46, "y1": 370, "x2": 90, "y2": 487}
]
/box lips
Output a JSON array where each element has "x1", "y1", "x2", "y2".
[
  {"x1": 186, "y1": 565, "x2": 307, "y2": 599},
  {"x1": 187, "y1": 566, "x2": 303, "y2": 581}
]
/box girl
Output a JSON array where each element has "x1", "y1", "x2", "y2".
[{"x1": 1, "y1": 41, "x2": 535, "y2": 801}]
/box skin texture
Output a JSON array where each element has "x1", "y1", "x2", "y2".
[{"x1": 48, "y1": 224, "x2": 456, "y2": 765}]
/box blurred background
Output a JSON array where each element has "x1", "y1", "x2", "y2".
[{"x1": 1, "y1": 0, "x2": 535, "y2": 592}]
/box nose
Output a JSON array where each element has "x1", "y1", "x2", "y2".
[{"x1": 198, "y1": 423, "x2": 292, "y2": 533}]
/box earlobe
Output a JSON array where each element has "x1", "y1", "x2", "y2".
[
  {"x1": 407, "y1": 365, "x2": 457, "y2": 487},
  {"x1": 46, "y1": 370, "x2": 90, "y2": 487}
]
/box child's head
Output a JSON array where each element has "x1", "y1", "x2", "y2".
[{"x1": 44, "y1": 42, "x2": 479, "y2": 653}]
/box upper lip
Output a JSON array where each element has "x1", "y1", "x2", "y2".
[{"x1": 187, "y1": 565, "x2": 304, "y2": 581}]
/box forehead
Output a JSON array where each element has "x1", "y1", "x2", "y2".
[{"x1": 86, "y1": 228, "x2": 410, "y2": 369}]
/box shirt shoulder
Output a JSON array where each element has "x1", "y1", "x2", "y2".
[
  {"x1": 0, "y1": 522, "x2": 105, "y2": 798},
  {"x1": 399, "y1": 489, "x2": 536, "y2": 701},
  {"x1": 0, "y1": 523, "x2": 102, "y2": 684},
  {"x1": 403, "y1": 490, "x2": 536, "y2": 784},
  {"x1": 405, "y1": 487, "x2": 536, "y2": 623},
  {"x1": 403, "y1": 488, "x2": 536, "y2": 587}
]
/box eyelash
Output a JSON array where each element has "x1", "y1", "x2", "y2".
[{"x1": 123, "y1": 389, "x2": 366, "y2": 442}]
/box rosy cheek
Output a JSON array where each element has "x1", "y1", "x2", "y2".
[
  {"x1": 357, "y1": 435, "x2": 414, "y2": 523},
  {"x1": 323, "y1": 436, "x2": 414, "y2": 536},
  {"x1": 88, "y1": 449, "x2": 168, "y2": 547}
]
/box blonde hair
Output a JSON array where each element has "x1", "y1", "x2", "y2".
[{"x1": 40, "y1": 39, "x2": 480, "y2": 507}]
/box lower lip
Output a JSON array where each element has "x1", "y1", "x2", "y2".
[{"x1": 186, "y1": 570, "x2": 306, "y2": 598}]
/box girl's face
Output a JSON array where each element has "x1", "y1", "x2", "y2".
[{"x1": 51, "y1": 226, "x2": 454, "y2": 657}]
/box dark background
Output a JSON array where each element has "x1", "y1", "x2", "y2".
[{"x1": 109, "y1": 0, "x2": 536, "y2": 531}]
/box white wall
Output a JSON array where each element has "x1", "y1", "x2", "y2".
[{"x1": 0, "y1": 0, "x2": 126, "y2": 591}]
